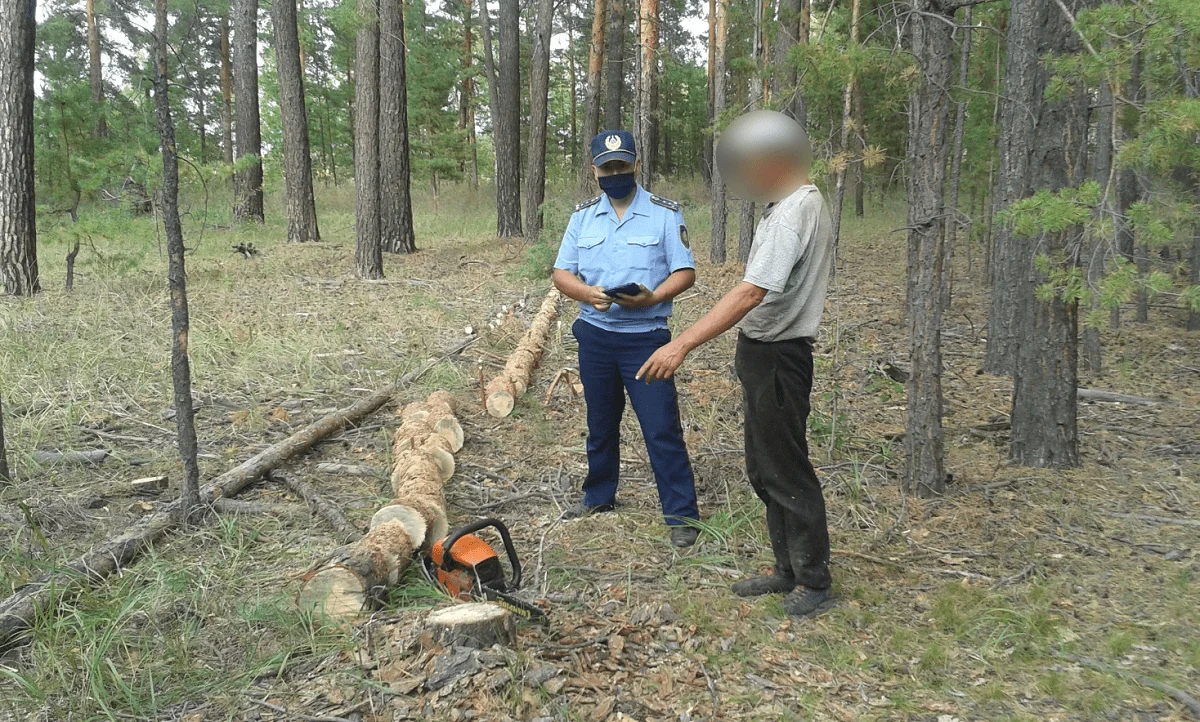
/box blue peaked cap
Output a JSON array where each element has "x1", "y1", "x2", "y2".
[{"x1": 591, "y1": 130, "x2": 637, "y2": 166}]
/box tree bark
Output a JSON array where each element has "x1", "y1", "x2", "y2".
[
  {"x1": 460, "y1": 0, "x2": 479, "y2": 189},
  {"x1": 635, "y1": 0, "x2": 657, "y2": 189},
  {"x1": 0, "y1": 0, "x2": 39, "y2": 297},
  {"x1": 354, "y1": 0, "x2": 383, "y2": 279},
  {"x1": 828, "y1": 0, "x2": 860, "y2": 276},
  {"x1": 985, "y1": 0, "x2": 1063, "y2": 375},
  {"x1": 708, "y1": 0, "x2": 728, "y2": 265},
  {"x1": 525, "y1": 0, "x2": 553, "y2": 239},
  {"x1": 943, "y1": 5, "x2": 971, "y2": 309},
  {"x1": 702, "y1": 0, "x2": 715, "y2": 185},
  {"x1": 1117, "y1": 51, "x2": 1142, "y2": 326},
  {"x1": 220, "y1": 14, "x2": 234, "y2": 167},
  {"x1": 903, "y1": 0, "x2": 954, "y2": 498},
  {"x1": 494, "y1": 0, "x2": 522, "y2": 237},
  {"x1": 581, "y1": 0, "x2": 607, "y2": 189},
  {"x1": 853, "y1": 82, "x2": 864, "y2": 217},
  {"x1": 273, "y1": 0, "x2": 321, "y2": 243},
  {"x1": 86, "y1": 0, "x2": 106, "y2": 138},
  {"x1": 736, "y1": 0, "x2": 763, "y2": 265},
  {"x1": 478, "y1": 0, "x2": 500, "y2": 117},
  {"x1": 379, "y1": 0, "x2": 416, "y2": 253},
  {"x1": 154, "y1": 0, "x2": 202, "y2": 518},
  {"x1": 1006, "y1": 0, "x2": 1089, "y2": 469},
  {"x1": 0, "y1": 393, "x2": 10, "y2": 485},
  {"x1": 232, "y1": 0, "x2": 265, "y2": 222},
  {"x1": 604, "y1": 0, "x2": 626, "y2": 129},
  {"x1": 1084, "y1": 79, "x2": 1114, "y2": 373},
  {"x1": 567, "y1": 9, "x2": 579, "y2": 167}
]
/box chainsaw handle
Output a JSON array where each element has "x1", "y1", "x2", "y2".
[{"x1": 442, "y1": 517, "x2": 522, "y2": 590}]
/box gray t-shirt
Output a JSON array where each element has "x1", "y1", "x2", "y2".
[{"x1": 737, "y1": 185, "x2": 833, "y2": 342}]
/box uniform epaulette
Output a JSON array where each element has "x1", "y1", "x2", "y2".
[
  {"x1": 649, "y1": 194, "x2": 681, "y2": 212},
  {"x1": 573, "y1": 196, "x2": 602, "y2": 213}
]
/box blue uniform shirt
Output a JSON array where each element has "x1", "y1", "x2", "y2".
[{"x1": 553, "y1": 186, "x2": 695, "y2": 333}]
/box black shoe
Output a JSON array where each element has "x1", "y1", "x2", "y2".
[
  {"x1": 781, "y1": 586, "x2": 834, "y2": 618},
  {"x1": 731, "y1": 572, "x2": 796, "y2": 598},
  {"x1": 670, "y1": 527, "x2": 699, "y2": 548},
  {"x1": 560, "y1": 502, "x2": 615, "y2": 520}
]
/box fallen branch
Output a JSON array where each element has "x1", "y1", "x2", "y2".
[
  {"x1": 0, "y1": 370, "x2": 431, "y2": 651},
  {"x1": 1077, "y1": 389, "x2": 1165, "y2": 406},
  {"x1": 315, "y1": 462, "x2": 382, "y2": 478},
  {"x1": 31, "y1": 449, "x2": 109, "y2": 466},
  {"x1": 832, "y1": 549, "x2": 995, "y2": 581},
  {"x1": 1058, "y1": 654, "x2": 1200, "y2": 720},
  {"x1": 1104, "y1": 512, "x2": 1200, "y2": 529},
  {"x1": 213, "y1": 498, "x2": 301, "y2": 517},
  {"x1": 271, "y1": 470, "x2": 362, "y2": 544}
]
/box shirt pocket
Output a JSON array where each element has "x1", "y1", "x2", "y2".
[
  {"x1": 625, "y1": 235, "x2": 664, "y2": 271},
  {"x1": 576, "y1": 236, "x2": 606, "y2": 278}
]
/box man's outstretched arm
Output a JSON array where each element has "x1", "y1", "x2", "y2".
[{"x1": 636, "y1": 281, "x2": 767, "y2": 382}]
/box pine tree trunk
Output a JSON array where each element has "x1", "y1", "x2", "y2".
[
  {"x1": 1006, "y1": 0, "x2": 1088, "y2": 469},
  {"x1": 1117, "y1": 51, "x2": 1142, "y2": 326},
  {"x1": 794, "y1": 0, "x2": 809, "y2": 128},
  {"x1": 581, "y1": 0, "x2": 607, "y2": 189},
  {"x1": 220, "y1": 14, "x2": 234, "y2": 167},
  {"x1": 853, "y1": 83, "x2": 864, "y2": 217},
  {"x1": 828, "y1": 0, "x2": 860, "y2": 277},
  {"x1": 943, "y1": 5, "x2": 971, "y2": 309},
  {"x1": 0, "y1": 393, "x2": 8, "y2": 485},
  {"x1": 604, "y1": 0, "x2": 626, "y2": 129},
  {"x1": 495, "y1": 0, "x2": 522, "y2": 237},
  {"x1": 568, "y1": 12, "x2": 578, "y2": 168},
  {"x1": 701, "y1": 0, "x2": 715, "y2": 186},
  {"x1": 0, "y1": 0, "x2": 38, "y2": 297},
  {"x1": 273, "y1": 0, "x2": 321, "y2": 243},
  {"x1": 232, "y1": 0, "x2": 265, "y2": 222},
  {"x1": 460, "y1": 0, "x2": 479, "y2": 190},
  {"x1": 354, "y1": 0, "x2": 383, "y2": 280},
  {"x1": 478, "y1": 0, "x2": 500, "y2": 115},
  {"x1": 903, "y1": 0, "x2": 954, "y2": 498},
  {"x1": 708, "y1": 0, "x2": 728, "y2": 266},
  {"x1": 154, "y1": 0, "x2": 202, "y2": 518},
  {"x1": 635, "y1": 0, "x2": 657, "y2": 189},
  {"x1": 525, "y1": 0, "x2": 553, "y2": 239},
  {"x1": 1083, "y1": 80, "x2": 1114, "y2": 374},
  {"x1": 86, "y1": 0, "x2": 106, "y2": 138},
  {"x1": 771, "y1": 0, "x2": 800, "y2": 120},
  {"x1": 736, "y1": 0, "x2": 762, "y2": 265},
  {"x1": 379, "y1": 0, "x2": 416, "y2": 253},
  {"x1": 197, "y1": 71, "x2": 208, "y2": 162}
]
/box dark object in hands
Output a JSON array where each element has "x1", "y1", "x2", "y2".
[{"x1": 603, "y1": 282, "x2": 642, "y2": 298}]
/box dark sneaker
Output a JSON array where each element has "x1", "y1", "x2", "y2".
[
  {"x1": 781, "y1": 586, "x2": 834, "y2": 618},
  {"x1": 731, "y1": 572, "x2": 796, "y2": 598},
  {"x1": 560, "y1": 502, "x2": 615, "y2": 520},
  {"x1": 670, "y1": 527, "x2": 700, "y2": 548}
]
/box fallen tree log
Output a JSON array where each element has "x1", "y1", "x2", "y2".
[
  {"x1": 0, "y1": 373, "x2": 426, "y2": 651},
  {"x1": 486, "y1": 289, "x2": 561, "y2": 418},
  {"x1": 298, "y1": 391, "x2": 465, "y2": 620},
  {"x1": 32, "y1": 449, "x2": 110, "y2": 466}
]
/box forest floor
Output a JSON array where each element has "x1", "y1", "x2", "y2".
[{"x1": 1, "y1": 182, "x2": 1198, "y2": 722}]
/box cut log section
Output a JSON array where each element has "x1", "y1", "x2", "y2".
[
  {"x1": 426, "y1": 602, "x2": 517, "y2": 649},
  {"x1": 486, "y1": 289, "x2": 561, "y2": 418},
  {"x1": 297, "y1": 520, "x2": 417, "y2": 620},
  {"x1": 298, "y1": 390, "x2": 465, "y2": 619}
]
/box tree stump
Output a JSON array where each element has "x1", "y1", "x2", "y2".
[{"x1": 426, "y1": 603, "x2": 517, "y2": 649}]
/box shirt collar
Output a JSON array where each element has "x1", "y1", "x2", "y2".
[{"x1": 596, "y1": 185, "x2": 649, "y2": 217}]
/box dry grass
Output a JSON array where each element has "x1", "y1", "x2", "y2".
[{"x1": 0, "y1": 181, "x2": 1197, "y2": 721}]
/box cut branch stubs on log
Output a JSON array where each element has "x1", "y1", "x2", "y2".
[
  {"x1": 298, "y1": 391, "x2": 464, "y2": 621},
  {"x1": 486, "y1": 289, "x2": 562, "y2": 417}
]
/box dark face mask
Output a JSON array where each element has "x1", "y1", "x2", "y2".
[{"x1": 597, "y1": 172, "x2": 637, "y2": 200}]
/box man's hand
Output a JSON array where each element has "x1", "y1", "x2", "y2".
[
  {"x1": 586, "y1": 286, "x2": 612, "y2": 312},
  {"x1": 637, "y1": 339, "x2": 690, "y2": 383},
  {"x1": 613, "y1": 284, "x2": 658, "y2": 309}
]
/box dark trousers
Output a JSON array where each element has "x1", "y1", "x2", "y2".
[
  {"x1": 735, "y1": 333, "x2": 832, "y2": 589},
  {"x1": 573, "y1": 319, "x2": 700, "y2": 526}
]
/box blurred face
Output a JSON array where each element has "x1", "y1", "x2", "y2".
[
  {"x1": 592, "y1": 159, "x2": 638, "y2": 179},
  {"x1": 726, "y1": 155, "x2": 807, "y2": 203}
]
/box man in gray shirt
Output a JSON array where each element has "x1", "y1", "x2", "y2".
[{"x1": 638, "y1": 137, "x2": 835, "y2": 618}]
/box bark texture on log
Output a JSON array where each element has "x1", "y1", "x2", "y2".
[
  {"x1": 486, "y1": 289, "x2": 562, "y2": 418},
  {"x1": 0, "y1": 382, "x2": 410, "y2": 650}
]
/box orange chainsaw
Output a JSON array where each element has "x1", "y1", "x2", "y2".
[{"x1": 429, "y1": 517, "x2": 548, "y2": 625}]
